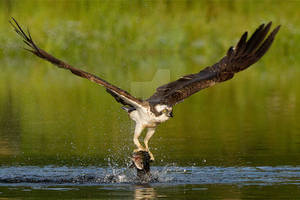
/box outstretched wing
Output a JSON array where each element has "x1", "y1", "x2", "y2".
[
  {"x1": 10, "y1": 18, "x2": 143, "y2": 108},
  {"x1": 147, "y1": 22, "x2": 280, "y2": 106}
]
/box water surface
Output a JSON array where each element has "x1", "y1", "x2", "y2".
[{"x1": 1, "y1": 166, "x2": 300, "y2": 199}]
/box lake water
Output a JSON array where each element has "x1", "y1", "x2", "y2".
[{"x1": 1, "y1": 166, "x2": 300, "y2": 199}]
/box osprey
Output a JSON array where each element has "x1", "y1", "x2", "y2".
[{"x1": 11, "y1": 18, "x2": 280, "y2": 160}]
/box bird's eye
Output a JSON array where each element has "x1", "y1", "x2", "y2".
[{"x1": 162, "y1": 109, "x2": 167, "y2": 113}]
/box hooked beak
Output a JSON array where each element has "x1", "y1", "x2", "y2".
[{"x1": 168, "y1": 111, "x2": 173, "y2": 118}]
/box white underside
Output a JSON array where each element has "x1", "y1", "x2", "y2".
[{"x1": 129, "y1": 106, "x2": 170, "y2": 128}]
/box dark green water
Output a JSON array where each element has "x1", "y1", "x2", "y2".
[
  {"x1": 1, "y1": 0, "x2": 300, "y2": 199},
  {"x1": 1, "y1": 184, "x2": 300, "y2": 199}
]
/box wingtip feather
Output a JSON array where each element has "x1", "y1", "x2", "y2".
[
  {"x1": 10, "y1": 17, "x2": 42, "y2": 55},
  {"x1": 254, "y1": 23, "x2": 281, "y2": 60},
  {"x1": 273, "y1": 25, "x2": 281, "y2": 34},
  {"x1": 235, "y1": 31, "x2": 248, "y2": 52}
]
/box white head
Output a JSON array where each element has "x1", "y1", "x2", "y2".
[{"x1": 155, "y1": 104, "x2": 173, "y2": 120}]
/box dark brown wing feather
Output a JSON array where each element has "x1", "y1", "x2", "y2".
[
  {"x1": 10, "y1": 18, "x2": 143, "y2": 108},
  {"x1": 147, "y1": 22, "x2": 280, "y2": 106}
]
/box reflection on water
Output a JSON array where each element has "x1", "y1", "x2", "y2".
[
  {"x1": 1, "y1": 184, "x2": 300, "y2": 199},
  {"x1": 0, "y1": 85, "x2": 21, "y2": 157},
  {"x1": 134, "y1": 185, "x2": 157, "y2": 200}
]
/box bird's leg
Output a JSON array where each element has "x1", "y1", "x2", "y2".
[
  {"x1": 144, "y1": 128, "x2": 155, "y2": 161},
  {"x1": 133, "y1": 124, "x2": 145, "y2": 152}
]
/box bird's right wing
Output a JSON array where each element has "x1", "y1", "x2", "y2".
[
  {"x1": 10, "y1": 18, "x2": 144, "y2": 108},
  {"x1": 147, "y1": 22, "x2": 280, "y2": 106}
]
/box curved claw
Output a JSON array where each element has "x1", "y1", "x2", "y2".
[{"x1": 148, "y1": 151, "x2": 155, "y2": 161}]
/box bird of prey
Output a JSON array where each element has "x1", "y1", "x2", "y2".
[{"x1": 11, "y1": 18, "x2": 280, "y2": 161}]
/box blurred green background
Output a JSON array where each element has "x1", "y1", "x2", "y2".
[{"x1": 0, "y1": 0, "x2": 299, "y2": 167}]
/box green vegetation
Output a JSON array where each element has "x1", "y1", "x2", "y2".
[{"x1": 0, "y1": 0, "x2": 299, "y2": 166}]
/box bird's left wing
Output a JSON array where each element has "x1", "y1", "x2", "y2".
[
  {"x1": 147, "y1": 22, "x2": 280, "y2": 106},
  {"x1": 10, "y1": 18, "x2": 144, "y2": 108}
]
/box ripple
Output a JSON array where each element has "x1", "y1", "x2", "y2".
[{"x1": 0, "y1": 166, "x2": 300, "y2": 186}]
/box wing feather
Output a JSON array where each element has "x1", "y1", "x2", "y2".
[
  {"x1": 147, "y1": 22, "x2": 280, "y2": 106},
  {"x1": 10, "y1": 18, "x2": 143, "y2": 108}
]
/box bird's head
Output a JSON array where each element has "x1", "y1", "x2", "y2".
[{"x1": 155, "y1": 104, "x2": 173, "y2": 118}]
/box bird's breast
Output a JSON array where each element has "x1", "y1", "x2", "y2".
[{"x1": 129, "y1": 107, "x2": 167, "y2": 127}]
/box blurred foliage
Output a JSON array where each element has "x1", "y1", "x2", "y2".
[{"x1": 0, "y1": 0, "x2": 299, "y2": 166}]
